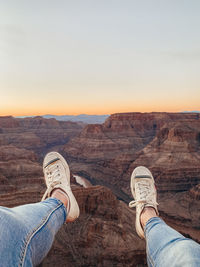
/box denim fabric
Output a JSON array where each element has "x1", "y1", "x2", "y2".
[
  {"x1": 0, "y1": 198, "x2": 67, "y2": 267},
  {"x1": 145, "y1": 217, "x2": 200, "y2": 267}
]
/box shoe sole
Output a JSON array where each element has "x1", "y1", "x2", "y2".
[
  {"x1": 130, "y1": 166, "x2": 156, "y2": 238},
  {"x1": 43, "y1": 151, "x2": 70, "y2": 179},
  {"x1": 130, "y1": 166, "x2": 155, "y2": 199},
  {"x1": 43, "y1": 152, "x2": 80, "y2": 222}
]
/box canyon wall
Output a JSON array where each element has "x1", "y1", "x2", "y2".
[
  {"x1": 0, "y1": 113, "x2": 199, "y2": 266},
  {"x1": 62, "y1": 112, "x2": 200, "y2": 242}
]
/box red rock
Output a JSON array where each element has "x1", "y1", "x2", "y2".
[
  {"x1": 42, "y1": 186, "x2": 146, "y2": 267},
  {"x1": 62, "y1": 112, "x2": 200, "y2": 245},
  {"x1": 0, "y1": 113, "x2": 200, "y2": 266}
]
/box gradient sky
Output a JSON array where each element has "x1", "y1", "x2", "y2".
[{"x1": 0, "y1": 0, "x2": 200, "y2": 116}]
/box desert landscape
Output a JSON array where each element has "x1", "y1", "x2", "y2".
[
  {"x1": 1, "y1": 1, "x2": 200, "y2": 265},
  {"x1": 0, "y1": 112, "x2": 199, "y2": 266}
]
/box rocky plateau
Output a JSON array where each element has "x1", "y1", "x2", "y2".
[{"x1": 0, "y1": 113, "x2": 199, "y2": 266}]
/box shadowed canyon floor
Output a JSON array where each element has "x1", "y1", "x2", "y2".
[{"x1": 0, "y1": 113, "x2": 199, "y2": 266}]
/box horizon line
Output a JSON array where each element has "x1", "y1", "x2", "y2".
[{"x1": 1, "y1": 110, "x2": 200, "y2": 118}]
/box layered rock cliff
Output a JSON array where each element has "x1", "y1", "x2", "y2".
[
  {"x1": 42, "y1": 186, "x2": 146, "y2": 267},
  {"x1": 0, "y1": 116, "x2": 84, "y2": 205},
  {"x1": 62, "y1": 113, "x2": 200, "y2": 197},
  {"x1": 62, "y1": 112, "x2": 200, "y2": 242},
  {"x1": 0, "y1": 113, "x2": 199, "y2": 266},
  {"x1": 0, "y1": 116, "x2": 84, "y2": 157}
]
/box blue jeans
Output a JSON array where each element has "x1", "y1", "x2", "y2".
[
  {"x1": 145, "y1": 217, "x2": 200, "y2": 267},
  {"x1": 1, "y1": 201, "x2": 200, "y2": 267},
  {"x1": 0, "y1": 198, "x2": 67, "y2": 267}
]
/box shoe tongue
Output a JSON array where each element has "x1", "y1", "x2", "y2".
[{"x1": 135, "y1": 175, "x2": 152, "y2": 179}]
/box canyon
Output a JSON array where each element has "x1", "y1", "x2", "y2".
[{"x1": 0, "y1": 113, "x2": 199, "y2": 266}]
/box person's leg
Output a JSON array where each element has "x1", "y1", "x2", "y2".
[
  {"x1": 142, "y1": 208, "x2": 200, "y2": 267},
  {"x1": 129, "y1": 166, "x2": 200, "y2": 267},
  {"x1": 0, "y1": 197, "x2": 66, "y2": 267},
  {"x1": 0, "y1": 151, "x2": 80, "y2": 267}
]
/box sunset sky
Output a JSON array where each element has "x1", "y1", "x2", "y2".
[{"x1": 0, "y1": 0, "x2": 200, "y2": 116}]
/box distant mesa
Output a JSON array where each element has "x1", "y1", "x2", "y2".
[
  {"x1": 16, "y1": 114, "x2": 110, "y2": 124},
  {"x1": 182, "y1": 110, "x2": 200, "y2": 113},
  {"x1": 15, "y1": 112, "x2": 200, "y2": 124}
]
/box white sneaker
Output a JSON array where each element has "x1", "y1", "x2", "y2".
[
  {"x1": 129, "y1": 166, "x2": 158, "y2": 238},
  {"x1": 42, "y1": 152, "x2": 80, "y2": 222}
]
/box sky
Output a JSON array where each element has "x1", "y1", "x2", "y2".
[{"x1": 0, "y1": 0, "x2": 200, "y2": 116}]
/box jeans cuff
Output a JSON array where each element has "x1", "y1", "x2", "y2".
[{"x1": 144, "y1": 217, "x2": 162, "y2": 237}]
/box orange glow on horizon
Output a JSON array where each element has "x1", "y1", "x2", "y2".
[{"x1": 1, "y1": 104, "x2": 200, "y2": 117}]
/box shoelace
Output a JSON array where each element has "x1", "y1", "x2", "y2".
[
  {"x1": 129, "y1": 180, "x2": 158, "y2": 208},
  {"x1": 42, "y1": 164, "x2": 62, "y2": 201}
]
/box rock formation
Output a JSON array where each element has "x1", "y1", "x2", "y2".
[
  {"x1": 0, "y1": 113, "x2": 199, "y2": 266},
  {"x1": 42, "y1": 186, "x2": 146, "y2": 267},
  {"x1": 0, "y1": 116, "x2": 84, "y2": 158},
  {"x1": 62, "y1": 112, "x2": 200, "y2": 243}
]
